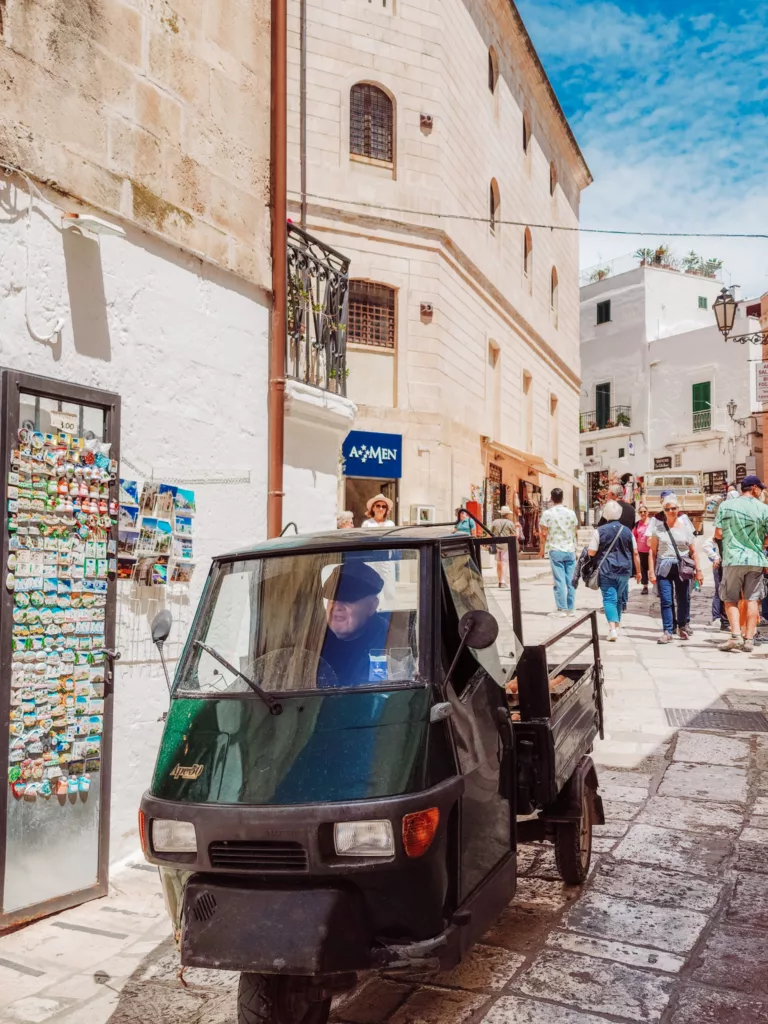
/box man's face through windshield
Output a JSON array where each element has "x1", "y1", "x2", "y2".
[
  {"x1": 326, "y1": 594, "x2": 379, "y2": 638},
  {"x1": 322, "y1": 562, "x2": 384, "y2": 640}
]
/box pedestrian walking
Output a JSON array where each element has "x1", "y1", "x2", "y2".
[
  {"x1": 587, "y1": 500, "x2": 642, "y2": 642},
  {"x1": 362, "y1": 493, "x2": 395, "y2": 528},
  {"x1": 491, "y1": 505, "x2": 517, "y2": 588},
  {"x1": 598, "y1": 483, "x2": 637, "y2": 530},
  {"x1": 704, "y1": 535, "x2": 729, "y2": 631},
  {"x1": 648, "y1": 494, "x2": 703, "y2": 644},
  {"x1": 539, "y1": 487, "x2": 579, "y2": 618},
  {"x1": 633, "y1": 504, "x2": 652, "y2": 594},
  {"x1": 714, "y1": 475, "x2": 768, "y2": 653}
]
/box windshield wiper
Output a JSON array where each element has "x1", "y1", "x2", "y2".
[{"x1": 193, "y1": 641, "x2": 283, "y2": 715}]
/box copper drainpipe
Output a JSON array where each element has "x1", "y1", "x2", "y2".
[{"x1": 267, "y1": 0, "x2": 287, "y2": 538}]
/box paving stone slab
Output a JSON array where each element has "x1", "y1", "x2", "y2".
[
  {"x1": 672, "y1": 731, "x2": 750, "y2": 767},
  {"x1": 388, "y1": 985, "x2": 488, "y2": 1024},
  {"x1": 482, "y1": 881, "x2": 577, "y2": 954},
  {"x1": 636, "y1": 795, "x2": 743, "y2": 835},
  {"x1": 658, "y1": 763, "x2": 748, "y2": 803},
  {"x1": 747, "y1": 815, "x2": 768, "y2": 830},
  {"x1": 432, "y1": 945, "x2": 526, "y2": 992},
  {"x1": 590, "y1": 859, "x2": 723, "y2": 912},
  {"x1": 736, "y1": 841, "x2": 768, "y2": 874},
  {"x1": 741, "y1": 826, "x2": 768, "y2": 845},
  {"x1": 691, "y1": 925, "x2": 768, "y2": 995},
  {"x1": 481, "y1": 995, "x2": 618, "y2": 1024},
  {"x1": 515, "y1": 950, "x2": 672, "y2": 1022},
  {"x1": 334, "y1": 978, "x2": 413, "y2": 1023},
  {"x1": 596, "y1": 783, "x2": 648, "y2": 803},
  {"x1": 602, "y1": 799, "x2": 642, "y2": 822},
  {"x1": 94, "y1": 980, "x2": 208, "y2": 1024},
  {"x1": 725, "y1": 872, "x2": 768, "y2": 930},
  {"x1": 547, "y1": 930, "x2": 685, "y2": 974},
  {"x1": 564, "y1": 892, "x2": 707, "y2": 954},
  {"x1": 612, "y1": 824, "x2": 732, "y2": 876},
  {"x1": 666, "y1": 985, "x2": 768, "y2": 1024},
  {"x1": 754, "y1": 796, "x2": 768, "y2": 815}
]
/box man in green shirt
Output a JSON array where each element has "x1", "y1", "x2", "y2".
[{"x1": 714, "y1": 475, "x2": 768, "y2": 652}]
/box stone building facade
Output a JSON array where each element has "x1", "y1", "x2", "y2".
[
  {"x1": 0, "y1": 0, "x2": 287, "y2": 922},
  {"x1": 287, "y1": 0, "x2": 591, "y2": 537}
]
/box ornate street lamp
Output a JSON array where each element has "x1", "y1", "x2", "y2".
[
  {"x1": 727, "y1": 398, "x2": 737, "y2": 420},
  {"x1": 713, "y1": 287, "x2": 738, "y2": 338},
  {"x1": 713, "y1": 286, "x2": 768, "y2": 344}
]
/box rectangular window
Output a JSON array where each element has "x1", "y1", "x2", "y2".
[
  {"x1": 692, "y1": 381, "x2": 711, "y2": 432},
  {"x1": 595, "y1": 381, "x2": 611, "y2": 429},
  {"x1": 348, "y1": 282, "x2": 396, "y2": 348},
  {"x1": 596, "y1": 300, "x2": 611, "y2": 325},
  {"x1": 674, "y1": 453, "x2": 682, "y2": 468},
  {"x1": 586, "y1": 446, "x2": 594, "y2": 457},
  {"x1": 618, "y1": 448, "x2": 625, "y2": 458},
  {"x1": 698, "y1": 296, "x2": 708, "y2": 309}
]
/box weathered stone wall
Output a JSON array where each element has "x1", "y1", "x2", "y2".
[{"x1": 0, "y1": 0, "x2": 271, "y2": 290}]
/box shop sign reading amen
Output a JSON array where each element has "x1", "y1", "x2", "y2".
[
  {"x1": 346, "y1": 443, "x2": 398, "y2": 466},
  {"x1": 170, "y1": 763, "x2": 204, "y2": 780},
  {"x1": 342, "y1": 430, "x2": 403, "y2": 480}
]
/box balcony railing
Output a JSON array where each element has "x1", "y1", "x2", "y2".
[
  {"x1": 693, "y1": 409, "x2": 711, "y2": 432},
  {"x1": 580, "y1": 406, "x2": 631, "y2": 433},
  {"x1": 287, "y1": 223, "x2": 350, "y2": 395}
]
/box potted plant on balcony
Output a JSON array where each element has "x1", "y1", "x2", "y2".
[
  {"x1": 616, "y1": 411, "x2": 630, "y2": 426},
  {"x1": 604, "y1": 419, "x2": 616, "y2": 429},
  {"x1": 589, "y1": 266, "x2": 610, "y2": 282},
  {"x1": 635, "y1": 247, "x2": 654, "y2": 267}
]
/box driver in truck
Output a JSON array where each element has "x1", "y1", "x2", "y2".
[{"x1": 320, "y1": 561, "x2": 389, "y2": 685}]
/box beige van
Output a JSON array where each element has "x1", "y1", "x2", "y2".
[{"x1": 643, "y1": 473, "x2": 705, "y2": 534}]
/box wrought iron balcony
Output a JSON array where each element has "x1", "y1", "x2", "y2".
[
  {"x1": 287, "y1": 223, "x2": 350, "y2": 395},
  {"x1": 692, "y1": 409, "x2": 711, "y2": 432},
  {"x1": 579, "y1": 405, "x2": 631, "y2": 433}
]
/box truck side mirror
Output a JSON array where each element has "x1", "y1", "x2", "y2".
[
  {"x1": 151, "y1": 610, "x2": 173, "y2": 646},
  {"x1": 458, "y1": 609, "x2": 499, "y2": 650},
  {"x1": 150, "y1": 610, "x2": 173, "y2": 693}
]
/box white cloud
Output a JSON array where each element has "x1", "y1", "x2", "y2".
[{"x1": 516, "y1": 0, "x2": 768, "y2": 294}]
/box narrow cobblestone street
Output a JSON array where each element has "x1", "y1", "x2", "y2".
[{"x1": 2, "y1": 561, "x2": 768, "y2": 1024}]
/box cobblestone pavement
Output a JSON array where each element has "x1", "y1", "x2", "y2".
[{"x1": 2, "y1": 560, "x2": 768, "y2": 1024}]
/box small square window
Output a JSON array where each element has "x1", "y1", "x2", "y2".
[
  {"x1": 596, "y1": 300, "x2": 611, "y2": 325},
  {"x1": 586, "y1": 446, "x2": 594, "y2": 456},
  {"x1": 698, "y1": 296, "x2": 708, "y2": 309},
  {"x1": 618, "y1": 447, "x2": 625, "y2": 458}
]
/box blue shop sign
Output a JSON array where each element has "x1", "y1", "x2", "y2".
[{"x1": 342, "y1": 430, "x2": 402, "y2": 479}]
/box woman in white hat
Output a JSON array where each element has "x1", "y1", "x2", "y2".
[
  {"x1": 362, "y1": 493, "x2": 395, "y2": 529},
  {"x1": 491, "y1": 505, "x2": 517, "y2": 588}
]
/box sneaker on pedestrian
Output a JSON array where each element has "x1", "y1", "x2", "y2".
[
  {"x1": 719, "y1": 635, "x2": 745, "y2": 652},
  {"x1": 606, "y1": 627, "x2": 618, "y2": 642},
  {"x1": 679, "y1": 627, "x2": 690, "y2": 640},
  {"x1": 565, "y1": 610, "x2": 577, "y2": 617},
  {"x1": 719, "y1": 620, "x2": 731, "y2": 631},
  {"x1": 657, "y1": 632, "x2": 674, "y2": 644},
  {"x1": 641, "y1": 586, "x2": 649, "y2": 595},
  {"x1": 549, "y1": 610, "x2": 568, "y2": 618}
]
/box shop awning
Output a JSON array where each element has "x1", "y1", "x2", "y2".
[{"x1": 485, "y1": 439, "x2": 585, "y2": 490}]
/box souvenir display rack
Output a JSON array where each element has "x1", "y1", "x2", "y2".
[{"x1": 0, "y1": 370, "x2": 120, "y2": 930}]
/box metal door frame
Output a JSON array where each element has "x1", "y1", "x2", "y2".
[{"x1": 0, "y1": 369, "x2": 121, "y2": 930}]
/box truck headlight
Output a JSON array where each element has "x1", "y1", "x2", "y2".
[
  {"x1": 334, "y1": 819, "x2": 394, "y2": 857},
  {"x1": 152, "y1": 818, "x2": 197, "y2": 854}
]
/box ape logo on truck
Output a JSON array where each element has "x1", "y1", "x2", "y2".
[{"x1": 170, "y1": 763, "x2": 204, "y2": 780}]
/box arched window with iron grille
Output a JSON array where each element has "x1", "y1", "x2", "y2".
[
  {"x1": 350, "y1": 84, "x2": 394, "y2": 164},
  {"x1": 348, "y1": 281, "x2": 396, "y2": 348}
]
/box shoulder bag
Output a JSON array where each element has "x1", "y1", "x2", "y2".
[
  {"x1": 585, "y1": 523, "x2": 624, "y2": 590},
  {"x1": 663, "y1": 521, "x2": 696, "y2": 581}
]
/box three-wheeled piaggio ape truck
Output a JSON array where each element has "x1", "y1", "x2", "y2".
[{"x1": 139, "y1": 518, "x2": 605, "y2": 1024}]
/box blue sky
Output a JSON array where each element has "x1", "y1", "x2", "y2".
[{"x1": 516, "y1": 0, "x2": 768, "y2": 296}]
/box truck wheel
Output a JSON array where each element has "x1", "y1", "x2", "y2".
[
  {"x1": 238, "y1": 974, "x2": 330, "y2": 1024},
  {"x1": 555, "y1": 780, "x2": 594, "y2": 885}
]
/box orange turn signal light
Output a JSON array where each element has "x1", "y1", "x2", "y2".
[
  {"x1": 138, "y1": 810, "x2": 147, "y2": 855},
  {"x1": 402, "y1": 807, "x2": 440, "y2": 858}
]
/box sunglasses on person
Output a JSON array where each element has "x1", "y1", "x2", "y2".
[
  {"x1": 373, "y1": 503, "x2": 388, "y2": 510},
  {"x1": 665, "y1": 505, "x2": 679, "y2": 511}
]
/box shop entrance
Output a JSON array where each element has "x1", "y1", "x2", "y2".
[
  {"x1": 0, "y1": 370, "x2": 120, "y2": 929},
  {"x1": 345, "y1": 478, "x2": 398, "y2": 527}
]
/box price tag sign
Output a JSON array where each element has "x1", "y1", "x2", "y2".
[{"x1": 49, "y1": 411, "x2": 79, "y2": 434}]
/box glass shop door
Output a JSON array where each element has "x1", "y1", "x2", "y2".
[{"x1": 0, "y1": 369, "x2": 120, "y2": 929}]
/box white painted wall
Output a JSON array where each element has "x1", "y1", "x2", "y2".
[
  {"x1": 0, "y1": 181, "x2": 270, "y2": 864},
  {"x1": 579, "y1": 266, "x2": 760, "y2": 483}
]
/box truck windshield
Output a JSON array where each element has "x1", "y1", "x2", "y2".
[{"x1": 174, "y1": 550, "x2": 420, "y2": 695}]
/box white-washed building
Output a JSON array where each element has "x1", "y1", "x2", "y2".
[{"x1": 579, "y1": 259, "x2": 763, "y2": 505}]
